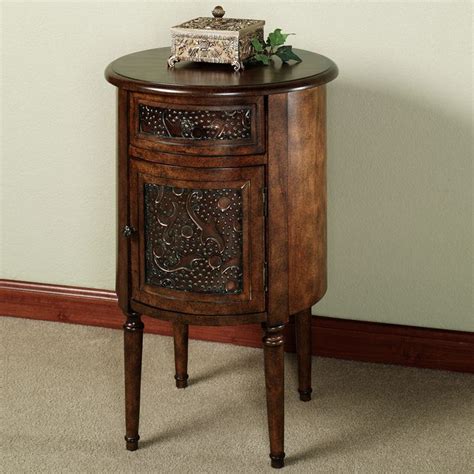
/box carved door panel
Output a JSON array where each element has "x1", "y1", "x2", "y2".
[{"x1": 129, "y1": 158, "x2": 265, "y2": 315}]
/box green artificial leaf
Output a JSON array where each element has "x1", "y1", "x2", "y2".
[
  {"x1": 248, "y1": 27, "x2": 302, "y2": 67},
  {"x1": 254, "y1": 53, "x2": 270, "y2": 65},
  {"x1": 251, "y1": 37, "x2": 264, "y2": 52},
  {"x1": 267, "y1": 28, "x2": 292, "y2": 48},
  {"x1": 275, "y1": 45, "x2": 302, "y2": 63}
]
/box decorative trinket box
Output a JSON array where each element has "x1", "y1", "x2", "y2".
[{"x1": 168, "y1": 6, "x2": 265, "y2": 71}]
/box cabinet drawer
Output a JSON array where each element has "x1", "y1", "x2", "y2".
[{"x1": 130, "y1": 93, "x2": 265, "y2": 156}]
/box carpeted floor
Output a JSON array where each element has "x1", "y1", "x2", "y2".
[{"x1": 1, "y1": 317, "x2": 473, "y2": 473}]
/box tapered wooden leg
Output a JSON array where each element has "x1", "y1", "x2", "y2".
[
  {"x1": 263, "y1": 323, "x2": 286, "y2": 469},
  {"x1": 123, "y1": 312, "x2": 144, "y2": 451},
  {"x1": 173, "y1": 321, "x2": 189, "y2": 389},
  {"x1": 295, "y1": 308, "x2": 313, "y2": 401}
]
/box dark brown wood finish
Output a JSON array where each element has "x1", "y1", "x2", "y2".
[
  {"x1": 116, "y1": 89, "x2": 131, "y2": 312},
  {"x1": 173, "y1": 322, "x2": 189, "y2": 388},
  {"x1": 123, "y1": 311, "x2": 144, "y2": 451},
  {"x1": 129, "y1": 159, "x2": 265, "y2": 316},
  {"x1": 288, "y1": 87, "x2": 327, "y2": 314},
  {"x1": 266, "y1": 94, "x2": 290, "y2": 327},
  {"x1": 108, "y1": 48, "x2": 337, "y2": 469},
  {"x1": 129, "y1": 144, "x2": 267, "y2": 168},
  {"x1": 130, "y1": 93, "x2": 265, "y2": 156},
  {"x1": 263, "y1": 323, "x2": 286, "y2": 468},
  {"x1": 1, "y1": 279, "x2": 473, "y2": 373},
  {"x1": 295, "y1": 309, "x2": 313, "y2": 401},
  {"x1": 131, "y1": 301, "x2": 266, "y2": 326},
  {"x1": 105, "y1": 48, "x2": 338, "y2": 97}
]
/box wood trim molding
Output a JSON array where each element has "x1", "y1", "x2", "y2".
[{"x1": 1, "y1": 279, "x2": 472, "y2": 373}]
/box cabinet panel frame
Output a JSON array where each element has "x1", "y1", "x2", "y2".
[
  {"x1": 130, "y1": 93, "x2": 265, "y2": 156},
  {"x1": 129, "y1": 158, "x2": 265, "y2": 315}
]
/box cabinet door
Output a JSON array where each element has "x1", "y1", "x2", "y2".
[{"x1": 129, "y1": 159, "x2": 265, "y2": 315}]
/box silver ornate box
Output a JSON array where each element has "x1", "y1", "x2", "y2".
[{"x1": 168, "y1": 6, "x2": 265, "y2": 72}]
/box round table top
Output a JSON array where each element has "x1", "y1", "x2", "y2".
[{"x1": 105, "y1": 47, "x2": 338, "y2": 96}]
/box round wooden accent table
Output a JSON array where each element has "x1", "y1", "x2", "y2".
[{"x1": 105, "y1": 47, "x2": 338, "y2": 469}]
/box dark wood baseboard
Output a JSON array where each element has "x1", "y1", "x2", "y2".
[{"x1": 1, "y1": 279, "x2": 472, "y2": 373}]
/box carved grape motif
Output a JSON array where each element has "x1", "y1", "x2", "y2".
[
  {"x1": 139, "y1": 104, "x2": 252, "y2": 141},
  {"x1": 144, "y1": 183, "x2": 244, "y2": 294}
]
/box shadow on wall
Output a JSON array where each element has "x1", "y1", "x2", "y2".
[{"x1": 319, "y1": 81, "x2": 472, "y2": 329}]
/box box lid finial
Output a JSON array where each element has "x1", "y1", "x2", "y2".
[{"x1": 212, "y1": 6, "x2": 225, "y2": 19}]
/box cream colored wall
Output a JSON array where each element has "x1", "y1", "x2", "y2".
[{"x1": 1, "y1": 1, "x2": 472, "y2": 331}]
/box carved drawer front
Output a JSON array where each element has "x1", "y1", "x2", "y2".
[
  {"x1": 130, "y1": 93, "x2": 265, "y2": 156},
  {"x1": 130, "y1": 158, "x2": 265, "y2": 315}
]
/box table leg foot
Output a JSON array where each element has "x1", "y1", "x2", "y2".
[
  {"x1": 270, "y1": 453, "x2": 285, "y2": 469},
  {"x1": 125, "y1": 435, "x2": 139, "y2": 451},
  {"x1": 174, "y1": 374, "x2": 189, "y2": 389},
  {"x1": 298, "y1": 388, "x2": 312, "y2": 402}
]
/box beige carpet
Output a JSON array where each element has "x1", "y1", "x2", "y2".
[{"x1": 1, "y1": 317, "x2": 473, "y2": 473}]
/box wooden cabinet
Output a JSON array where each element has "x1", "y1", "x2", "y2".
[{"x1": 106, "y1": 47, "x2": 337, "y2": 469}]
